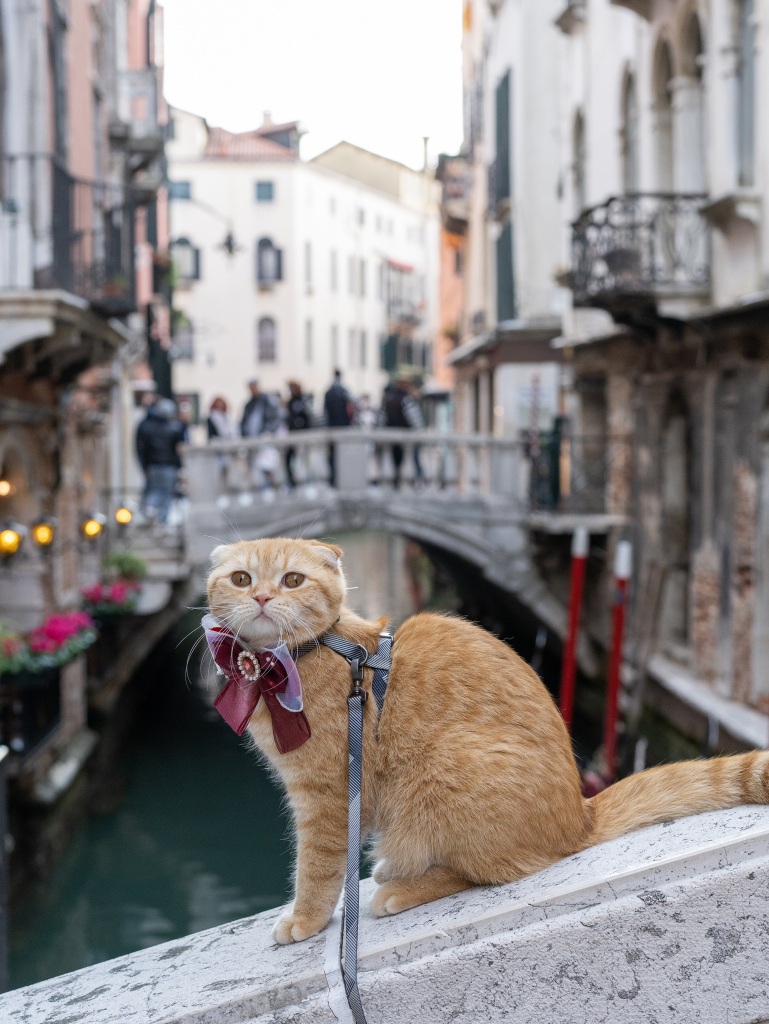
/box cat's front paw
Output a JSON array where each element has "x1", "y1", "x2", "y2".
[
  {"x1": 370, "y1": 881, "x2": 413, "y2": 918},
  {"x1": 272, "y1": 909, "x2": 329, "y2": 945}
]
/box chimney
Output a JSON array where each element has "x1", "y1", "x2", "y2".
[{"x1": 262, "y1": 110, "x2": 273, "y2": 127}]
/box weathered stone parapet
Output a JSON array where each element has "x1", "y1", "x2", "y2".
[{"x1": 3, "y1": 806, "x2": 768, "y2": 1023}]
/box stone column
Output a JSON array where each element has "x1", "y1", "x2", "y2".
[
  {"x1": 605, "y1": 373, "x2": 633, "y2": 517},
  {"x1": 691, "y1": 373, "x2": 720, "y2": 686},
  {"x1": 731, "y1": 459, "x2": 757, "y2": 703}
]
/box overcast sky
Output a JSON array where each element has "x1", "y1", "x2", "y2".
[{"x1": 161, "y1": 0, "x2": 464, "y2": 170}]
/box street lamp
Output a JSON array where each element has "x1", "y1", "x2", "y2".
[
  {"x1": 31, "y1": 520, "x2": 56, "y2": 548},
  {"x1": 0, "y1": 523, "x2": 25, "y2": 558},
  {"x1": 81, "y1": 513, "x2": 107, "y2": 540}
]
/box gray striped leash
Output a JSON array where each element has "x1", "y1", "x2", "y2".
[{"x1": 296, "y1": 631, "x2": 392, "y2": 1023}]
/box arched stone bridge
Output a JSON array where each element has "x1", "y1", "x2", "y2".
[{"x1": 181, "y1": 429, "x2": 624, "y2": 671}]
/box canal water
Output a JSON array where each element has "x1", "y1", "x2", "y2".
[{"x1": 8, "y1": 530, "x2": 459, "y2": 990}]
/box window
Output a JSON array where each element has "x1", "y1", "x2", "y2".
[
  {"x1": 305, "y1": 319, "x2": 313, "y2": 362},
  {"x1": 357, "y1": 207, "x2": 365, "y2": 226},
  {"x1": 170, "y1": 312, "x2": 194, "y2": 360},
  {"x1": 256, "y1": 237, "x2": 283, "y2": 287},
  {"x1": 348, "y1": 327, "x2": 356, "y2": 367},
  {"x1": 737, "y1": 0, "x2": 755, "y2": 187},
  {"x1": 653, "y1": 43, "x2": 674, "y2": 191},
  {"x1": 257, "y1": 317, "x2": 277, "y2": 362},
  {"x1": 573, "y1": 110, "x2": 586, "y2": 214},
  {"x1": 348, "y1": 255, "x2": 356, "y2": 294},
  {"x1": 330, "y1": 249, "x2": 338, "y2": 292},
  {"x1": 496, "y1": 221, "x2": 516, "y2": 322},
  {"x1": 169, "y1": 180, "x2": 192, "y2": 200},
  {"x1": 331, "y1": 323, "x2": 339, "y2": 365},
  {"x1": 171, "y1": 237, "x2": 200, "y2": 284},
  {"x1": 305, "y1": 241, "x2": 313, "y2": 290},
  {"x1": 359, "y1": 258, "x2": 366, "y2": 297},
  {"x1": 494, "y1": 70, "x2": 512, "y2": 205},
  {"x1": 360, "y1": 330, "x2": 367, "y2": 369},
  {"x1": 330, "y1": 196, "x2": 336, "y2": 215},
  {"x1": 621, "y1": 73, "x2": 640, "y2": 194},
  {"x1": 256, "y1": 180, "x2": 275, "y2": 202}
]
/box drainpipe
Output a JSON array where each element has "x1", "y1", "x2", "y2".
[
  {"x1": 559, "y1": 526, "x2": 589, "y2": 730},
  {"x1": 604, "y1": 542, "x2": 632, "y2": 783}
]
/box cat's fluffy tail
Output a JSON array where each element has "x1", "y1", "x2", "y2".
[{"x1": 584, "y1": 751, "x2": 769, "y2": 847}]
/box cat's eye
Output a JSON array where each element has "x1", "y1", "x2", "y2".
[
  {"x1": 230, "y1": 571, "x2": 252, "y2": 588},
  {"x1": 282, "y1": 572, "x2": 305, "y2": 589}
]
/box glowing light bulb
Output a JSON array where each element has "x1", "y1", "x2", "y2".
[
  {"x1": 115, "y1": 506, "x2": 133, "y2": 526},
  {"x1": 0, "y1": 526, "x2": 22, "y2": 556},
  {"x1": 32, "y1": 522, "x2": 55, "y2": 547}
]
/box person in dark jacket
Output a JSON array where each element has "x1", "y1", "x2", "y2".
[
  {"x1": 379, "y1": 378, "x2": 424, "y2": 488},
  {"x1": 284, "y1": 381, "x2": 311, "y2": 489},
  {"x1": 136, "y1": 398, "x2": 185, "y2": 524},
  {"x1": 323, "y1": 369, "x2": 354, "y2": 487},
  {"x1": 240, "y1": 380, "x2": 280, "y2": 438}
]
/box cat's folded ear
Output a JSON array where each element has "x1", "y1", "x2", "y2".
[
  {"x1": 307, "y1": 540, "x2": 343, "y2": 568},
  {"x1": 209, "y1": 544, "x2": 230, "y2": 568}
]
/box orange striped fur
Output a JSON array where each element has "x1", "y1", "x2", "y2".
[{"x1": 206, "y1": 537, "x2": 769, "y2": 944}]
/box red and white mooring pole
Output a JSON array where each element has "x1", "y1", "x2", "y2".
[
  {"x1": 559, "y1": 526, "x2": 589, "y2": 731},
  {"x1": 603, "y1": 541, "x2": 632, "y2": 783}
]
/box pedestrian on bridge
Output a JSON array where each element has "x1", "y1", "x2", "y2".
[
  {"x1": 379, "y1": 377, "x2": 424, "y2": 488},
  {"x1": 323, "y1": 369, "x2": 354, "y2": 487},
  {"x1": 240, "y1": 380, "x2": 281, "y2": 489},
  {"x1": 136, "y1": 397, "x2": 185, "y2": 524},
  {"x1": 284, "y1": 381, "x2": 312, "y2": 489}
]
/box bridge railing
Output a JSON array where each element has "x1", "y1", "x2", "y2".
[{"x1": 182, "y1": 429, "x2": 629, "y2": 517}]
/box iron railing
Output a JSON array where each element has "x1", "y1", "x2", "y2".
[
  {"x1": 570, "y1": 193, "x2": 710, "y2": 306},
  {"x1": 0, "y1": 154, "x2": 137, "y2": 315}
]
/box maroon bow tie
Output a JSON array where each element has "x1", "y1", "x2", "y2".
[{"x1": 208, "y1": 628, "x2": 311, "y2": 754}]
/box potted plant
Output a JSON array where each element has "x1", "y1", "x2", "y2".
[{"x1": 0, "y1": 612, "x2": 98, "y2": 681}]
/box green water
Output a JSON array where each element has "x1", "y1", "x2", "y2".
[{"x1": 9, "y1": 531, "x2": 438, "y2": 990}]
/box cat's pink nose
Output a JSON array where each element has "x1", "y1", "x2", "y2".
[{"x1": 253, "y1": 594, "x2": 273, "y2": 608}]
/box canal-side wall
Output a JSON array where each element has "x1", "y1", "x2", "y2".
[{"x1": 4, "y1": 805, "x2": 769, "y2": 1023}]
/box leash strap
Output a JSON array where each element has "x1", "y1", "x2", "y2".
[
  {"x1": 294, "y1": 631, "x2": 392, "y2": 1023},
  {"x1": 342, "y1": 676, "x2": 368, "y2": 1023}
]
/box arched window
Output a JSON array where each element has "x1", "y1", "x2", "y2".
[
  {"x1": 736, "y1": 0, "x2": 755, "y2": 187},
  {"x1": 256, "y1": 237, "x2": 283, "y2": 287},
  {"x1": 653, "y1": 42, "x2": 674, "y2": 191},
  {"x1": 171, "y1": 237, "x2": 200, "y2": 284},
  {"x1": 679, "y1": 13, "x2": 706, "y2": 192},
  {"x1": 257, "y1": 317, "x2": 277, "y2": 362},
  {"x1": 573, "y1": 110, "x2": 586, "y2": 215},
  {"x1": 621, "y1": 72, "x2": 640, "y2": 193}
]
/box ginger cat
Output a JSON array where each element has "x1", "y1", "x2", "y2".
[{"x1": 205, "y1": 536, "x2": 769, "y2": 945}]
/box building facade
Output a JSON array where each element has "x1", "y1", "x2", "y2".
[
  {"x1": 457, "y1": 0, "x2": 769, "y2": 751},
  {"x1": 0, "y1": 0, "x2": 168, "y2": 788},
  {"x1": 166, "y1": 110, "x2": 440, "y2": 427},
  {"x1": 450, "y1": 0, "x2": 569, "y2": 441}
]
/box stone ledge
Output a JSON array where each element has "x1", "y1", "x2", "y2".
[{"x1": 3, "y1": 805, "x2": 769, "y2": 1023}]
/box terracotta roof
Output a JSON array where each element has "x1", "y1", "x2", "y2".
[{"x1": 204, "y1": 127, "x2": 298, "y2": 161}]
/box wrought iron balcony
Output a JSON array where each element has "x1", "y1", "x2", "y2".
[
  {"x1": 570, "y1": 193, "x2": 710, "y2": 309},
  {"x1": 114, "y1": 68, "x2": 164, "y2": 158},
  {"x1": 0, "y1": 155, "x2": 137, "y2": 316}
]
